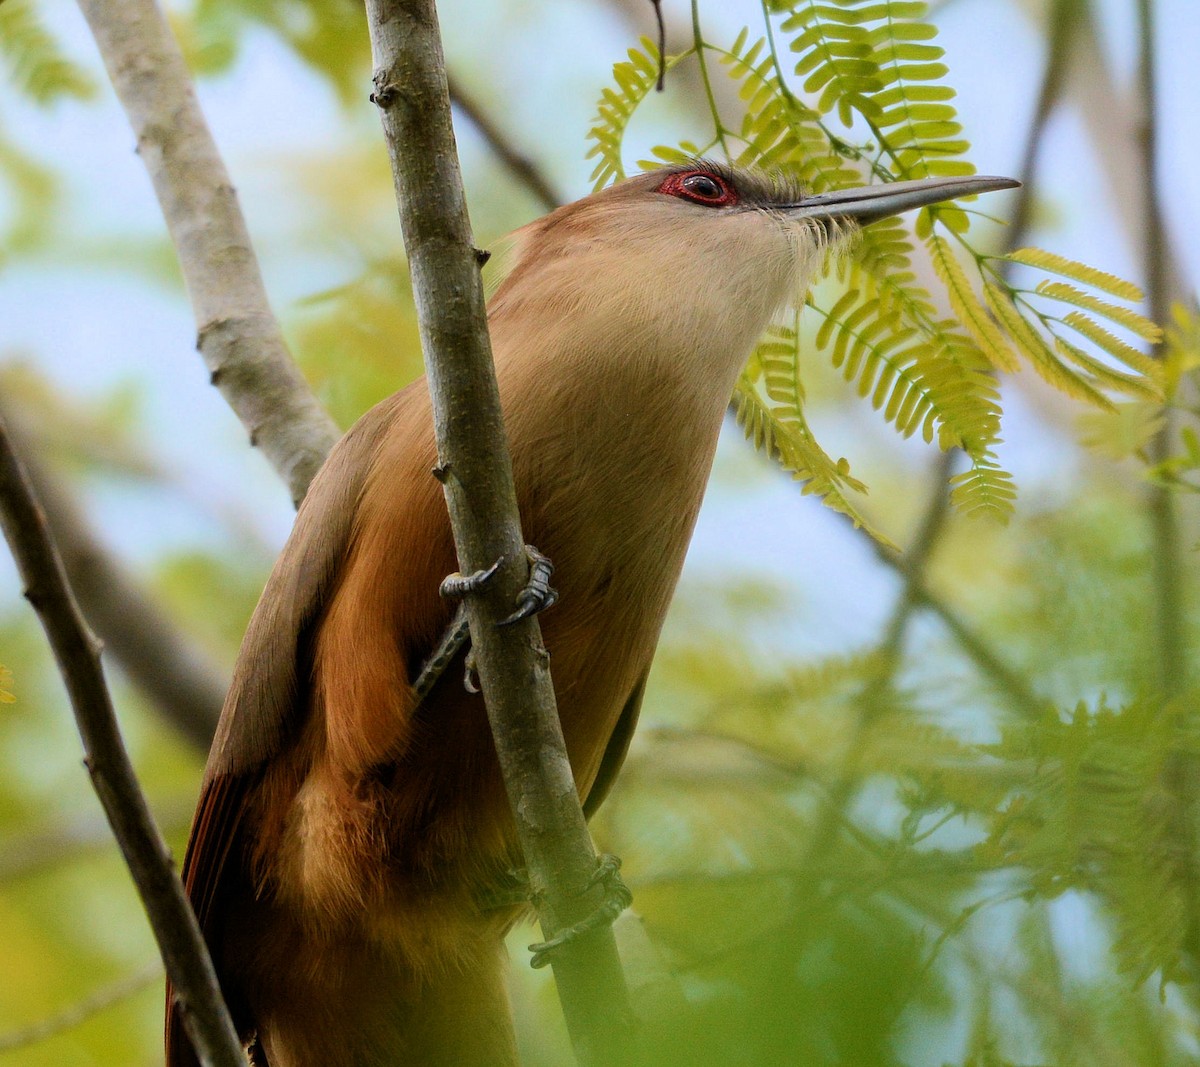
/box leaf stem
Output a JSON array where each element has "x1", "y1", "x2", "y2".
[{"x1": 690, "y1": 0, "x2": 730, "y2": 157}]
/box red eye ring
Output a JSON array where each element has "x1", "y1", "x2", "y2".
[{"x1": 657, "y1": 169, "x2": 739, "y2": 207}]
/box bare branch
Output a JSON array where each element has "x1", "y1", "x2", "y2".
[
  {"x1": 448, "y1": 76, "x2": 563, "y2": 212},
  {"x1": 364, "y1": 0, "x2": 634, "y2": 1060},
  {"x1": 0, "y1": 961, "x2": 162, "y2": 1053},
  {"x1": 0, "y1": 798, "x2": 196, "y2": 882},
  {"x1": 0, "y1": 412, "x2": 243, "y2": 1067},
  {"x1": 867, "y1": 531, "x2": 1044, "y2": 720},
  {"x1": 1006, "y1": 0, "x2": 1077, "y2": 250},
  {"x1": 1135, "y1": 0, "x2": 1185, "y2": 696},
  {"x1": 74, "y1": 0, "x2": 340, "y2": 506},
  {"x1": 0, "y1": 400, "x2": 224, "y2": 748},
  {"x1": 1135, "y1": 0, "x2": 1200, "y2": 986}
]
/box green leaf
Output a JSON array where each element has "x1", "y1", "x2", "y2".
[
  {"x1": 928, "y1": 237, "x2": 1020, "y2": 372},
  {"x1": 983, "y1": 284, "x2": 1113, "y2": 409},
  {"x1": 1036, "y1": 281, "x2": 1163, "y2": 343},
  {"x1": 1062, "y1": 311, "x2": 1164, "y2": 382},
  {"x1": 0, "y1": 0, "x2": 95, "y2": 104},
  {"x1": 1006, "y1": 248, "x2": 1145, "y2": 301},
  {"x1": 586, "y1": 39, "x2": 671, "y2": 189}
]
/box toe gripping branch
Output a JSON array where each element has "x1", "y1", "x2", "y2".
[
  {"x1": 498, "y1": 545, "x2": 558, "y2": 626},
  {"x1": 528, "y1": 854, "x2": 633, "y2": 969},
  {"x1": 413, "y1": 546, "x2": 558, "y2": 699}
]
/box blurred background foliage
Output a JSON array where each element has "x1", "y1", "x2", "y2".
[{"x1": 2, "y1": 0, "x2": 1200, "y2": 1064}]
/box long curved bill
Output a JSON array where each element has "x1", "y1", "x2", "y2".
[{"x1": 782, "y1": 175, "x2": 1020, "y2": 226}]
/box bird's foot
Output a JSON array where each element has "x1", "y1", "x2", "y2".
[
  {"x1": 499, "y1": 545, "x2": 558, "y2": 626},
  {"x1": 411, "y1": 606, "x2": 472, "y2": 703},
  {"x1": 421, "y1": 547, "x2": 556, "y2": 697},
  {"x1": 527, "y1": 854, "x2": 633, "y2": 969},
  {"x1": 439, "y1": 557, "x2": 503, "y2": 599},
  {"x1": 478, "y1": 866, "x2": 532, "y2": 911}
]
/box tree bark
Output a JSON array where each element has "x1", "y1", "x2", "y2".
[
  {"x1": 0, "y1": 413, "x2": 243, "y2": 1067},
  {"x1": 363, "y1": 0, "x2": 636, "y2": 1061},
  {"x1": 76, "y1": 0, "x2": 340, "y2": 506}
]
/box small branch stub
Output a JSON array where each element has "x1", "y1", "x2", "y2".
[{"x1": 370, "y1": 71, "x2": 400, "y2": 109}]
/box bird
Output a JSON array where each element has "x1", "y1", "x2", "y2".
[{"x1": 165, "y1": 161, "x2": 1017, "y2": 1066}]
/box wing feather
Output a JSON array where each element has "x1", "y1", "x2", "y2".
[
  {"x1": 165, "y1": 390, "x2": 413, "y2": 1066},
  {"x1": 584, "y1": 670, "x2": 648, "y2": 818}
]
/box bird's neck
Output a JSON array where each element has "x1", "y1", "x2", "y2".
[{"x1": 489, "y1": 286, "x2": 768, "y2": 629}]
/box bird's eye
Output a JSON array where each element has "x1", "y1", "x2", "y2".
[{"x1": 657, "y1": 169, "x2": 739, "y2": 207}]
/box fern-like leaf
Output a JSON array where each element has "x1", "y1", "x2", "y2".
[
  {"x1": 736, "y1": 325, "x2": 894, "y2": 542},
  {"x1": 1036, "y1": 282, "x2": 1163, "y2": 344},
  {"x1": 948, "y1": 456, "x2": 1016, "y2": 522},
  {"x1": 982, "y1": 284, "x2": 1113, "y2": 410},
  {"x1": 928, "y1": 236, "x2": 1019, "y2": 373},
  {"x1": 586, "y1": 39, "x2": 668, "y2": 189},
  {"x1": 1005, "y1": 248, "x2": 1144, "y2": 301}
]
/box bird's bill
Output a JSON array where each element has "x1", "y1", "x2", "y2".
[{"x1": 781, "y1": 175, "x2": 1020, "y2": 226}]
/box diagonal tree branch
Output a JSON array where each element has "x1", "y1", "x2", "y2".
[
  {"x1": 0, "y1": 797, "x2": 196, "y2": 882},
  {"x1": 0, "y1": 400, "x2": 224, "y2": 747},
  {"x1": 74, "y1": 0, "x2": 340, "y2": 506},
  {"x1": 448, "y1": 75, "x2": 563, "y2": 212},
  {"x1": 0, "y1": 412, "x2": 243, "y2": 1067},
  {"x1": 0, "y1": 962, "x2": 163, "y2": 1054},
  {"x1": 364, "y1": 0, "x2": 634, "y2": 1061}
]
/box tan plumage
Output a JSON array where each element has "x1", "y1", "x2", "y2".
[{"x1": 166, "y1": 162, "x2": 1016, "y2": 1065}]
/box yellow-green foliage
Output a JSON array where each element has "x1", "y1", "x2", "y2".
[
  {"x1": 0, "y1": 0, "x2": 95, "y2": 105},
  {"x1": 587, "y1": 5, "x2": 1161, "y2": 532}
]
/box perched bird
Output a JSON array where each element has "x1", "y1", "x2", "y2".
[{"x1": 166, "y1": 161, "x2": 1016, "y2": 1066}]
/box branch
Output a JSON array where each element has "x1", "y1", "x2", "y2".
[
  {"x1": 0, "y1": 962, "x2": 162, "y2": 1054},
  {"x1": 0, "y1": 413, "x2": 243, "y2": 1067},
  {"x1": 363, "y1": 0, "x2": 634, "y2": 1060},
  {"x1": 0, "y1": 400, "x2": 223, "y2": 748},
  {"x1": 1135, "y1": 0, "x2": 1184, "y2": 696},
  {"x1": 74, "y1": 0, "x2": 340, "y2": 506},
  {"x1": 0, "y1": 797, "x2": 196, "y2": 882},
  {"x1": 447, "y1": 75, "x2": 563, "y2": 212},
  {"x1": 1007, "y1": 0, "x2": 1078, "y2": 251},
  {"x1": 867, "y1": 533, "x2": 1044, "y2": 720},
  {"x1": 1135, "y1": 0, "x2": 1200, "y2": 983}
]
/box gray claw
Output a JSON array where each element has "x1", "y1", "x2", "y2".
[
  {"x1": 440, "y1": 557, "x2": 502, "y2": 600},
  {"x1": 527, "y1": 854, "x2": 632, "y2": 969},
  {"x1": 463, "y1": 649, "x2": 480, "y2": 694},
  {"x1": 498, "y1": 545, "x2": 558, "y2": 627}
]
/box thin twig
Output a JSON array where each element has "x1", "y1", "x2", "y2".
[
  {"x1": 650, "y1": 0, "x2": 666, "y2": 90},
  {"x1": 689, "y1": 0, "x2": 730, "y2": 157},
  {"x1": 1135, "y1": 0, "x2": 1200, "y2": 982},
  {"x1": 0, "y1": 798, "x2": 196, "y2": 882},
  {"x1": 364, "y1": 1, "x2": 634, "y2": 1062},
  {"x1": 603, "y1": 0, "x2": 745, "y2": 121},
  {"x1": 0, "y1": 413, "x2": 243, "y2": 1067},
  {"x1": 1136, "y1": 0, "x2": 1184, "y2": 696},
  {"x1": 0, "y1": 400, "x2": 223, "y2": 748},
  {"x1": 0, "y1": 961, "x2": 162, "y2": 1053},
  {"x1": 1007, "y1": 0, "x2": 1079, "y2": 252},
  {"x1": 447, "y1": 76, "x2": 563, "y2": 211},
  {"x1": 74, "y1": 0, "x2": 340, "y2": 506}
]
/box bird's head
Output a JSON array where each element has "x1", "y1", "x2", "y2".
[{"x1": 489, "y1": 161, "x2": 1017, "y2": 384}]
